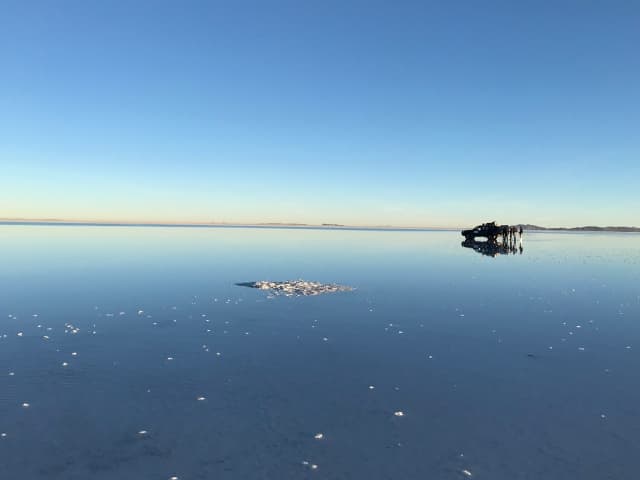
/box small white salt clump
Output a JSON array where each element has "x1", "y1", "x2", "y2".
[
  {"x1": 22, "y1": 403, "x2": 30, "y2": 408},
  {"x1": 62, "y1": 362, "x2": 68, "y2": 367},
  {"x1": 138, "y1": 430, "x2": 148, "y2": 435},
  {"x1": 197, "y1": 396, "x2": 206, "y2": 401},
  {"x1": 242, "y1": 279, "x2": 353, "y2": 297},
  {"x1": 394, "y1": 411, "x2": 404, "y2": 417},
  {"x1": 462, "y1": 469, "x2": 473, "y2": 477},
  {"x1": 314, "y1": 433, "x2": 323, "y2": 439},
  {"x1": 1, "y1": 433, "x2": 7, "y2": 438}
]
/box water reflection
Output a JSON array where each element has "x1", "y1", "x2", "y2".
[
  {"x1": 1, "y1": 226, "x2": 640, "y2": 480},
  {"x1": 461, "y1": 238, "x2": 523, "y2": 257}
]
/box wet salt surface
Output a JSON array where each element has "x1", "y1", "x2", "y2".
[{"x1": 1, "y1": 226, "x2": 639, "y2": 479}]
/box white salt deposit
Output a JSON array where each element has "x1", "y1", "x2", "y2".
[{"x1": 238, "y1": 280, "x2": 353, "y2": 296}]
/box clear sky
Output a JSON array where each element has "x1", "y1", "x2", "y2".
[{"x1": 1, "y1": 0, "x2": 638, "y2": 227}]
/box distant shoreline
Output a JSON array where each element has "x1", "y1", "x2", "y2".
[
  {"x1": 0, "y1": 220, "x2": 449, "y2": 232},
  {"x1": 519, "y1": 224, "x2": 640, "y2": 233},
  {"x1": 0, "y1": 219, "x2": 638, "y2": 233}
]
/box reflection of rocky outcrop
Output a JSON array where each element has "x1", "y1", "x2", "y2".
[{"x1": 461, "y1": 238, "x2": 523, "y2": 257}]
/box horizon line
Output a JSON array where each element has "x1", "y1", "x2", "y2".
[
  {"x1": 0, "y1": 218, "x2": 454, "y2": 231},
  {"x1": 1, "y1": 218, "x2": 638, "y2": 231}
]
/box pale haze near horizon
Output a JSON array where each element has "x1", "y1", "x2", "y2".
[{"x1": 1, "y1": 1, "x2": 639, "y2": 228}]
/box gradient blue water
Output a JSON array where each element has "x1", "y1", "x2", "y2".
[{"x1": 1, "y1": 226, "x2": 639, "y2": 479}]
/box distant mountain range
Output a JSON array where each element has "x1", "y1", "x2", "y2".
[{"x1": 521, "y1": 224, "x2": 640, "y2": 232}]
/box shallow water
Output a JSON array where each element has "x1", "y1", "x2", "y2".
[{"x1": 1, "y1": 226, "x2": 639, "y2": 479}]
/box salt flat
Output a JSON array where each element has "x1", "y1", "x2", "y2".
[{"x1": 0, "y1": 225, "x2": 639, "y2": 479}]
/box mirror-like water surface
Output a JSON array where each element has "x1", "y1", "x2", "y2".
[{"x1": 1, "y1": 226, "x2": 639, "y2": 479}]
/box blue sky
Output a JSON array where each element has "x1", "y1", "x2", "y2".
[{"x1": 1, "y1": 0, "x2": 638, "y2": 227}]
